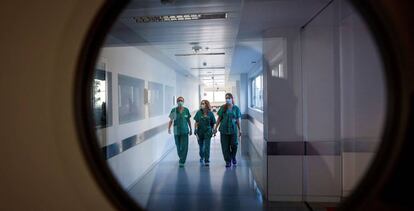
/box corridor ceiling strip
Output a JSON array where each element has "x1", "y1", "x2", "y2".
[
  {"x1": 174, "y1": 52, "x2": 225, "y2": 56},
  {"x1": 191, "y1": 67, "x2": 226, "y2": 70},
  {"x1": 133, "y1": 12, "x2": 228, "y2": 23}
]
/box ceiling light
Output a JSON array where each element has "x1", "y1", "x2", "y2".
[
  {"x1": 175, "y1": 52, "x2": 225, "y2": 56},
  {"x1": 192, "y1": 45, "x2": 202, "y2": 53},
  {"x1": 133, "y1": 12, "x2": 228, "y2": 23},
  {"x1": 191, "y1": 67, "x2": 225, "y2": 70}
]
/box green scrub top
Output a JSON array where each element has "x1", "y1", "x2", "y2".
[
  {"x1": 194, "y1": 110, "x2": 216, "y2": 137},
  {"x1": 169, "y1": 107, "x2": 191, "y2": 135},
  {"x1": 217, "y1": 105, "x2": 241, "y2": 135}
]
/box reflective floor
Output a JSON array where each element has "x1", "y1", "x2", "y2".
[{"x1": 128, "y1": 135, "x2": 326, "y2": 211}]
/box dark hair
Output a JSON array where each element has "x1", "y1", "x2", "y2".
[
  {"x1": 222, "y1": 93, "x2": 234, "y2": 113},
  {"x1": 200, "y1": 100, "x2": 211, "y2": 111}
]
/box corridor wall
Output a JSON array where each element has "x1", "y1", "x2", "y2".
[
  {"x1": 96, "y1": 46, "x2": 200, "y2": 189},
  {"x1": 252, "y1": 0, "x2": 385, "y2": 202},
  {"x1": 338, "y1": 0, "x2": 385, "y2": 196},
  {"x1": 300, "y1": 0, "x2": 385, "y2": 201}
]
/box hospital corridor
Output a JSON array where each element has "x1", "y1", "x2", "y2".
[{"x1": 1, "y1": 0, "x2": 414, "y2": 210}]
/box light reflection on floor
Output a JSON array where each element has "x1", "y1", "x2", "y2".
[{"x1": 128, "y1": 134, "x2": 313, "y2": 211}]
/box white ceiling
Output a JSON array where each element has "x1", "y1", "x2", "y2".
[{"x1": 104, "y1": 0, "x2": 330, "y2": 87}]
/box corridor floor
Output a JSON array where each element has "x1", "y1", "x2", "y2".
[{"x1": 128, "y1": 135, "x2": 315, "y2": 211}]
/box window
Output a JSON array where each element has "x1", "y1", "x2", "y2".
[
  {"x1": 204, "y1": 90, "x2": 226, "y2": 103},
  {"x1": 214, "y1": 91, "x2": 226, "y2": 102},
  {"x1": 204, "y1": 91, "x2": 214, "y2": 103},
  {"x1": 271, "y1": 62, "x2": 286, "y2": 78},
  {"x1": 93, "y1": 69, "x2": 112, "y2": 128},
  {"x1": 251, "y1": 74, "x2": 263, "y2": 110}
]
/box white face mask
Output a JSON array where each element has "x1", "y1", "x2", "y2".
[
  {"x1": 200, "y1": 104, "x2": 206, "y2": 109},
  {"x1": 226, "y1": 98, "x2": 232, "y2": 104}
]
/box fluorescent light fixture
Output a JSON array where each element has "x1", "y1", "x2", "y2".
[
  {"x1": 175, "y1": 52, "x2": 225, "y2": 56},
  {"x1": 191, "y1": 67, "x2": 225, "y2": 70},
  {"x1": 199, "y1": 74, "x2": 225, "y2": 77},
  {"x1": 133, "y1": 12, "x2": 228, "y2": 23},
  {"x1": 200, "y1": 75, "x2": 225, "y2": 78},
  {"x1": 199, "y1": 70, "x2": 225, "y2": 75}
]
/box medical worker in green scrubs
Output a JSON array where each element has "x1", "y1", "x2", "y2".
[
  {"x1": 168, "y1": 96, "x2": 192, "y2": 167},
  {"x1": 213, "y1": 93, "x2": 242, "y2": 167},
  {"x1": 194, "y1": 100, "x2": 216, "y2": 166}
]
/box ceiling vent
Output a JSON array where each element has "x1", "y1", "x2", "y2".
[{"x1": 133, "y1": 12, "x2": 228, "y2": 23}]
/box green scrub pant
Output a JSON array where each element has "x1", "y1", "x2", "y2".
[
  {"x1": 174, "y1": 134, "x2": 189, "y2": 164},
  {"x1": 220, "y1": 133, "x2": 238, "y2": 163},
  {"x1": 197, "y1": 134, "x2": 211, "y2": 162}
]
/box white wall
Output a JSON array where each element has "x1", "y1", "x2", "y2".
[
  {"x1": 97, "y1": 46, "x2": 176, "y2": 146},
  {"x1": 235, "y1": 39, "x2": 267, "y2": 197},
  {"x1": 263, "y1": 34, "x2": 302, "y2": 141},
  {"x1": 301, "y1": 1, "x2": 342, "y2": 202},
  {"x1": 262, "y1": 29, "x2": 304, "y2": 201},
  {"x1": 302, "y1": 6, "x2": 339, "y2": 142},
  {"x1": 97, "y1": 46, "x2": 200, "y2": 189},
  {"x1": 240, "y1": 28, "x2": 304, "y2": 201},
  {"x1": 339, "y1": 0, "x2": 385, "y2": 196},
  {"x1": 254, "y1": 0, "x2": 385, "y2": 202},
  {"x1": 245, "y1": 118, "x2": 267, "y2": 196},
  {"x1": 300, "y1": 0, "x2": 385, "y2": 201}
]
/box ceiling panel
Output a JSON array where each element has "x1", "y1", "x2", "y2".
[
  {"x1": 230, "y1": 0, "x2": 331, "y2": 74},
  {"x1": 106, "y1": 0, "x2": 243, "y2": 88},
  {"x1": 105, "y1": 0, "x2": 332, "y2": 88}
]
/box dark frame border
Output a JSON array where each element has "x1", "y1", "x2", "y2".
[
  {"x1": 74, "y1": 0, "x2": 140, "y2": 210},
  {"x1": 339, "y1": 1, "x2": 411, "y2": 210},
  {"x1": 74, "y1": 0, "x2": 413, "y2": 210}
]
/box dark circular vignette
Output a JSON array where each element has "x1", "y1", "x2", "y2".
[
  {"x1": 74, "y1": 0, "x2": 141, "y2": 210},
  {"x1": 339, "y1": 0, "x2": 414, "y2": 210},
  {"x1": 74, "y1": 0, "x2": 413, "y2": 210}
]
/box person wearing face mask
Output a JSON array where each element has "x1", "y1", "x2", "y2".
[
  {"x1": 194, "y1": 100, "x2": 216, "y2": 166},
  {"x1": 168, "y1": 96, "x2": 192, "y2": 167},
  {"x1": 213, "y1": 93, "x2": 242, "y2": 167}
]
